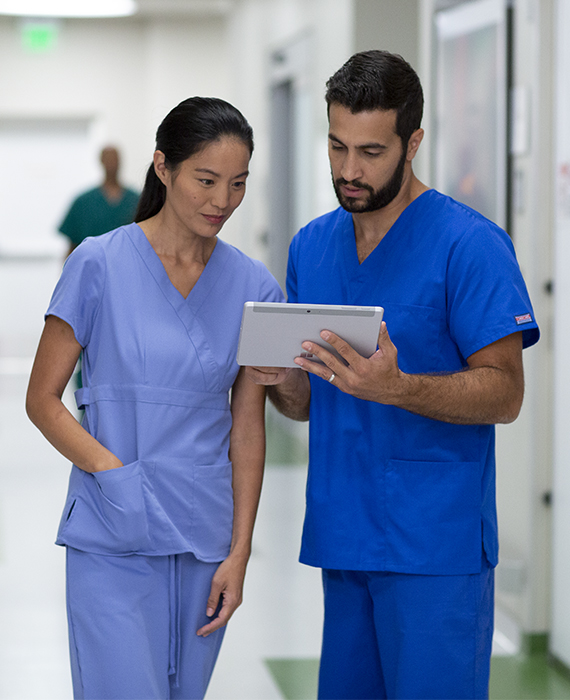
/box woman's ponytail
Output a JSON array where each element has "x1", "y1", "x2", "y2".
[{"x1": 134, "y1": 163, "x2": 166, "y2": 222}]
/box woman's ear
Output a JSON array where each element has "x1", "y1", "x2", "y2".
[{"x1": 153, "y1": 150, "x2": 169, "y2": 186}]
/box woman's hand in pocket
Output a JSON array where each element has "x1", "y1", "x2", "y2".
[{"x1": 91, "y1": 455, "x2": 123, "y2": 472}]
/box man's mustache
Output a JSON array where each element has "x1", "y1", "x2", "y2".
[{"x1": 335, "y1": 178, "x2": 374, "y2": 194}]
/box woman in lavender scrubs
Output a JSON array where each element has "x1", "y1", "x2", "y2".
[{"x1": 26, "y1": 97, "x2": 283, "y2": 699}]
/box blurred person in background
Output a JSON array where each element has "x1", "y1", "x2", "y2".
[
  {"x1": 26, "y1": 97, "x2": 283, "y2": 700},
  {"x1": 59, "y1": 145, "x2": 139, "y2": 256}
]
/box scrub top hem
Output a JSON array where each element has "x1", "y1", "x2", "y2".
[{"x1": 55, "y1": 540, "x2": 226, "y2": 563}]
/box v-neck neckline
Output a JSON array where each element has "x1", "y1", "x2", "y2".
[
  {"x1": 343, "y1": 189, "x2": 433, "y2": 272},
  {"x1": 128, "y1": 223, "x2": 228, "y2": 310},
  {"x1": 98, "y1": 186, "x2": 126, "y2": 208}
]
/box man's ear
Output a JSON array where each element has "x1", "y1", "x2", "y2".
[{"x1": 406, "y1": 128, "x2": 424, "y2": 161}]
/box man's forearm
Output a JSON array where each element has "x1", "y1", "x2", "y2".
[
  {"x1": 267, "y1": 368, "x2": 311, "y2": 421},
  {"x1": 292, "y1": 328, "x2": 525, "y2": 425},
  {"x1": 386, "y1": 365, "x2": 524, "y2": 425}
]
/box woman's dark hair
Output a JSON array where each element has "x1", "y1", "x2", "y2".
[
  {"x1": 325, "y1": 50, "x2": 424, "y2": 149},
  {"x1": 135, "y1": 96, "x2": 254, "y2": 222}
]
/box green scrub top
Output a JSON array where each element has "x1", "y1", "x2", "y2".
[{"x1": 59, "y1": 186, "x2": 139, "y2": 246}]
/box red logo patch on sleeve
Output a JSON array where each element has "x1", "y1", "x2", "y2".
[{"x1": 514, "y1": 313, "x2": 532, "y2": 325}]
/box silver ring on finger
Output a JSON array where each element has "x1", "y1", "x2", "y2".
[{"x1": 328, "y1": 372, "x2": 336, "y2": 384}]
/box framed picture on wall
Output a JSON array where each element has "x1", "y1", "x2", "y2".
[{"x1": 434, "y1": 0, "x2": 510, "y2": 229}]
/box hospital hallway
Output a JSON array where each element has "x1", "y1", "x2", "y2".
[{"x1": 1, "y1": 256, "x2": 570, "y2": 700}]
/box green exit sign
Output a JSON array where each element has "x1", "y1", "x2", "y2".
[{"x1": 21, "y1": 21, "x2": 58, "y2": 53}]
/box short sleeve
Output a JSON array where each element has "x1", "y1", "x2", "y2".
[
  {"x1": 447, "y1": 221, "x2": 539, "y2": 358},
  {"x1": 46, "y1": 238, "x2": 106, "y2": 348},
  {"x1": 255, "y1": 259, "x2": 285, "y2": 303},
  {"x1": 286, "y1": 233, "x2": 299, "y2": 303}
]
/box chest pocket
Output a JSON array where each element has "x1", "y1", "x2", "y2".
[{"x1": 383, "y1": 302, "x2": 462, "y2": 374}]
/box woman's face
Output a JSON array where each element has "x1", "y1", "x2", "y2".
[{"x1": 155, "y1": 137, "x2": 251, "y2": 239}]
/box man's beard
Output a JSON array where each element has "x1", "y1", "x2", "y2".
[{"x1": 332, "y1": 148, "x2": 407, "y2": 213}]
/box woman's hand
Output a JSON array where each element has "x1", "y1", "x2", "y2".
[
  {"x1": 244, "y1": 365, "x2": 291, "y2": 386},
  {"x1": 196, "y1": 553, "x2": 248, "y2": 637}
]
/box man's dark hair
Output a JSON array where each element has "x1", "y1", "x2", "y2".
[{"x1": 325, "y1": 50, "x2": 424, "y2": 147}]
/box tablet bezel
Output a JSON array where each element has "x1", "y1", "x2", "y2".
[{"x1": 236, "y1": 302, "x2": 384, "y2": 368}]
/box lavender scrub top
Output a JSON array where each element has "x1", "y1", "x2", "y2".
[{"x1": 47, "y1": 223, "x2": 283, "y2": 561}]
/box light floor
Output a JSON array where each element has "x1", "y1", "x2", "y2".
[{"x1": 1, "y1": 258, "x2": 570, "y2": 699}]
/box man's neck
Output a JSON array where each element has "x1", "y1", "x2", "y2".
[
  {"x1": 352, "y1": 173, "x2": 429, "y2": 263},
  {"x1": 102, "y1": 178, "x2": 123, "y2": 202}
]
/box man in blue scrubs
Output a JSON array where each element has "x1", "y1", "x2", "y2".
[{"x1": 247, "y1": 50, "x2": 539, "y2": 699}]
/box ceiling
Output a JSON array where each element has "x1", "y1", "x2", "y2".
[{"x1": 134, "y1": 0, "x2": 235, "y2": 17}]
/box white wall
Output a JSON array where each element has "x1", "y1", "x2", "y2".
[
  {"x1": 225, "y1": 0, "x2": 354, "y2": 264},
  {"x1": 0, "y1": 118, "x2": 99, "y2": 255},
  {"x1": 0, "y1": 1, "x2": 422, "y2": 261},
  {"x1": 354, "y1": 0, "x2": 419, "y2": 67},
  {"x1": 494, "y1": 0, "x2": 554, "y2": 636},
  {"x1": 0, "y1": 13, "x2": 231, "y2": 251},
  {"x1": 551, "y1": 0, "x2": 570, "y2": 668}
]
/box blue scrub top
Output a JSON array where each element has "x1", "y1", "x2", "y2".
[
  {"x1": 287, "y1": 190, "x2": 539, "y2": 575},
  {"x1": 48, "y1": 223, "x2": 283, "y2": 560}
]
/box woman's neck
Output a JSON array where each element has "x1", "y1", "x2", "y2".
[{"x1": 139, "y1": 210, "x2": 216, "y2": 266}]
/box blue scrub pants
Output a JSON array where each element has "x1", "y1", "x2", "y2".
[
  {"x1": 66, "y1": 548, "x2": 225, "y2": 700},
  {"x1": 318, "y1": 562, "x2": 494, "y2": 700}
]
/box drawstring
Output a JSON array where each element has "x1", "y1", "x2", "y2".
[{"x1": 168, "y1": 554, "x2": 182, "y2": 688}]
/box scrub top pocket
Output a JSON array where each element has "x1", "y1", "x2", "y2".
[
  {"x1": 190, "y1": 462, "x2": 234, "y2": 562},
  {"x1": 382, "y1": 303, "x2": 454, "y2": 374},
  {"x1": 58, "y1": 460, "x2": 155, "y2": 555},
  {"x1": 384, "y1": 459, "x2": 482, "y2": 574}
]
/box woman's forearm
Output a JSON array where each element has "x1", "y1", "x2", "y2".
[
  {"x1": 26, "y1": 315, "x2": 122, "y2": 473},
  {"x1": 227, "y1": 368, "x2": 267, "y2": 559},
  {"x1": 26, "y1": 392, "x2": 121, "y2": 473},
  {"x1": 228, "y1": 433, "x2": 265, "y2": 559}
]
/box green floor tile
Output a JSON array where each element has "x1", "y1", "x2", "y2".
[
  {"x1": 265, "y1": 654, "x2": 570, "y2": 700},
  {"x1": 265, "y1": 658, "x2": 319, "y2": 700},
  {"x1": 490, "y1": 655, "x2": 570, "y2": 700}
]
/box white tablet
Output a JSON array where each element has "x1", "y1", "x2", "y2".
[{"x1": 236, "y1": 302, "x2": 384, "y2": 368}]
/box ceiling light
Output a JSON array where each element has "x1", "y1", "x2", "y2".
[{"x1": 0, "y1": 0, "x2": 137, "y2": 17}]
